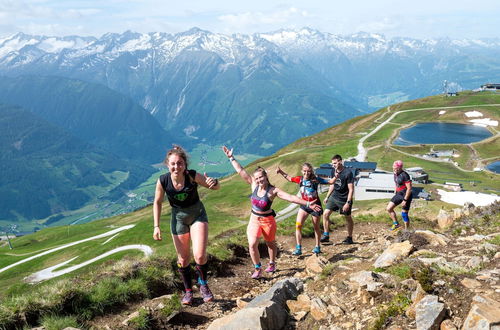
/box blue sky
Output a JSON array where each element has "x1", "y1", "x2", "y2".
[{"x1": 1, "y1": 0, "x2": 499, "y2": 39}]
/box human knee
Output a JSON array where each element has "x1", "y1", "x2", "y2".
[
  {"x1": 177, "y1": 258, "x2": 190, "y2": 267},
  {"x1": 295, "y1": 221, "x2": 303, "y2": 230}
]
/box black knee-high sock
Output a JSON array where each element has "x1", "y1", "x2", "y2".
[
  {"x1": 195, "y1": 263, "x2": 208, "y2": 285},
  {"x1": 178, "y1": 264, "x2": 192, "y2": 291}
]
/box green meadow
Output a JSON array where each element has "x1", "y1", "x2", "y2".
[{"x1": 0, "y1": 91, "x2": 498, "y2": 328}]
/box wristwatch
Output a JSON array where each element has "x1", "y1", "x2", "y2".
[{"x1": 347, "y1": 200, "x2": 353, "y2": 205}]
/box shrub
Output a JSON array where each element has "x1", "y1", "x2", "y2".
[
  {"x1": 128, "y1": 308, "x2": 152, "y2": 330},
  {"x1": 41, "y1": 314, "x2": 80, "y2": 330}
]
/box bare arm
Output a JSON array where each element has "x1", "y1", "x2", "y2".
[
  {"x1": 342, "y1": 182, "x2": 355, "y2": 213},
  {"x1": 222, "y1": 146, "x2": 252, "y2": 185},
  {"x1": 402, "y1": 181, "x2": 412, "y2": 208},
  {"x1": 194, "y1": 172, "x2": 220, "y2": 190},
  {"x1": 276, "y1": 166, "x2": 293, "y2": 182},
  {"x1": 153, "y1": 179, "x2": 164, "y2": 241},
  {"x1": 274, "y1": 187, "x2": 322, "y2": 212},
  {"x1": 324, "y1": 182, "x2": 335, "y2": 204}
]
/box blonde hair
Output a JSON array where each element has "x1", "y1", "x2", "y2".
[{"x1": 253, "y1": 166, "x2": 272, "y2": 186}]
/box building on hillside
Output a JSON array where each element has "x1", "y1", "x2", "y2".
[
  {"x1": 481, "y1": 83, "x2": 500, "y2": 91},
  {"x1": 355, "y1": 172, "x2": 396, "y2": 200},
  {"x1": 315, "y1": 161, "x2": 377, "y2": 179},
  {"x1": 406, "y1": 167, "x2": 429, "y2": 184},
  {"x1": 444, "y1": 182, "x2": 463, "y2": 192}
]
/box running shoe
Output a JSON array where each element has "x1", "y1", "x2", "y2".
[
  {"x1": 312, "y1": 246, "x2": 321, "y2": 254},
  {"x1": 181, "y1": 290, "x2": 193, "y2": 305},
  {"x1": 320, "y1": 234, "x2": 330, "y2": 243},
  {"x1": 200, "y1": 284, "x2": 214, "y2": 303},
  {"x1": 264, "y1": 263, "x2": 276, "y2": 273},
  {"x1": 251, "y1": 268, "x2": 262, "y2": 279},
  {"x1": 341, "y1": 236, "x2": 354, "y2": 245},
  {"x1": 292, "y1": 245, "x2": 302, "y2": 256},
  {"x1": 390, "y1": 223, "x2": 401, "y2": 231}
]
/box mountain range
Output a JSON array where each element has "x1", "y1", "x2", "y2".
[
  {"x1": 2, "y1": 28, "x2": 498, "y2": 153},
  {"x1": 1, "y1": 27, "x2": 499, "y2": 225}
]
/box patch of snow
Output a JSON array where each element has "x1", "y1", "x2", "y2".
[
  {"x1": 469, "y1": 118, "x2": 498, "y2": 127},
  {"x1": 0, "y1": 225, "x2": 135, "y2": 274},
  {"x1": 464, "y1": 111, "x2": 483, "y2": 118},
  {"x1": 25, "y1": 245, "x2": 153, "y2": 283},
  {"x1": 437, "y1": 189, "x2": 499, "y2": 207},
  {"x1": 439, "y1": 111, "x2": 446, "y2": 115}
]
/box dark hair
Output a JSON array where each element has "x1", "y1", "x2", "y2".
[
  {"x1": 164, "y1": 145, "x2": 189, "y2": 167},
  {"x1": 302, "y1": 162, "x2": 318, "y2": 182},
  {"x1": 331, "y1": 154, "x2": 342, "y2": 161}
]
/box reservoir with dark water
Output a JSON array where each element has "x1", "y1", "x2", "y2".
[
  {"x1": 394, "y1": 122, "x2": 492, "y2": 146},
  {"x1": 487, "y1": 161, "x2": 500, "y2": 174}
]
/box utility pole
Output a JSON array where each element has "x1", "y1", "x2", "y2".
[{"x1": 5, "y1": 231, "x2": 13, "y2": 250}]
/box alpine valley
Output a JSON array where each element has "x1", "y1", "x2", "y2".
[{"x1": 0, "y1": 27, "x2": 499, "y2": 229}]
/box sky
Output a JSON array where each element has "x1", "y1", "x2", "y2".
[{"x1": 0, "y1": 0, "x2": 499, "y2": 39}]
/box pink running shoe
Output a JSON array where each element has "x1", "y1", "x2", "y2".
[
  {"x1": 251, "y1": 268, "x2": 262, "y2": 279},
  {"x1": 181, "y1": 290, "x2": 193, "y2": 305},
  {"x1": 264, "y1": 263, "x2": 276, "y2": 273},
  {"x1": 200, "y1": 284, "x2": 214, "y2": 302}
]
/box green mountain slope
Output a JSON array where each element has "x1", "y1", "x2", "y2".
[
  {"x1": 0, "y1": 104, "x2": 155, "y2": 224},
  {"x1": 0, "y1": 91, "x2": 498, "y2": 325},
  {"x1": 0, "y1": 75, "x2": 178, "y2": 164}
]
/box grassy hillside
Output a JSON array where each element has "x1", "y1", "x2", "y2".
[{"x1": 0, "y1": 90, "x2": 498, "y2": 328}]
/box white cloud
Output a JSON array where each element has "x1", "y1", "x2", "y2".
[{"x1": 218, "y1": 7, "x2": 310, "y2": 31}]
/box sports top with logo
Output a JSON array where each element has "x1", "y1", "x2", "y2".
[
  {"x1": 160, "y1": 169, "x2": 207, "y2": 235},
  {"x1": 251, "y1": 185, "x2": 273, "y2": 213},
  {"x1": 290, "y1": 176, "x2": 329, "y2": 201},
  {"x1": 160, "y1": 169, "x2": 200, "y2": 208},
  {"x1": 331, "y1": 168, "x2": 354, "y2": 200}
]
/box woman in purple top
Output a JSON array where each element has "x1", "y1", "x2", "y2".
[{"x1": 222, "y1": 146, "x2": 321, "y2": 279}]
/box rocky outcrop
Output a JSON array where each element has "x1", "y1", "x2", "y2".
[
  {"x1": 207, "y1": 278, "x2": 303, "y2": 330},
  {"x1": 373, "y1": 241, "x2": 414, "y2": 268},
  {"x1": 415, "y1": 295, "x2": 446, "y2": 330},
  {"x1": 462, "y1": 295, "x2": 500, "y2": 330}
]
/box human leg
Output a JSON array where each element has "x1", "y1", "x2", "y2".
[
  {"x1": 293, "y1": 210, "x2": 308, "y2": 255},
  {"x1": 386, "y1": 200, "x2": 400, "y2": 230},
  {"x1": 311, "y1": 214, "x2": 322, "y2": 253},
  {"x1": 321, "y1": 208, "x2": 333, "y2": 242},
  {"x1": 172, "y1": 233, "x2": 193, "y2": 304},
  {"x1": 247, "y1": 216, "x2": 263, "y2": 278}
]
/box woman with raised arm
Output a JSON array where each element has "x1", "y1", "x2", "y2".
[
  {"x1": 276, "y1": 163, "x2": 335, "y2": 256},
  {"x1": 153, "y1": 145, "x2": 220, "y2": 305},
  {"x1": 222, "y1": 146, "x2": 321, "y2": 279}
]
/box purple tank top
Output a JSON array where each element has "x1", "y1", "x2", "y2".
[{"x1": 251, "y1": 185, "x2": 273, "y2": 212}]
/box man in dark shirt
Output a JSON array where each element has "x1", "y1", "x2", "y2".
[{"x1": 321, "y1": 154, "x2": 355, "y2": 244}]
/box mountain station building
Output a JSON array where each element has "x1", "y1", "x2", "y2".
[{"x1": 315, "y1": 161, "x2": 428, "y2": 200}]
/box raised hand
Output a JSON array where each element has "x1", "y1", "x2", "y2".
[
  {"x1": 222, "y1": 145, "x2": 233, "y2": 159},
  {"x1": 204, "y1": 172, "x2": 218, "y2": 189}
]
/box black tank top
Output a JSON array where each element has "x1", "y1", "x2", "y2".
[
  {"x1": 251, "y1": 185, "x2": 273, "y2": 213},
  {"x1": 160, "y1": 170, "x2": 200, "y2": 208}
]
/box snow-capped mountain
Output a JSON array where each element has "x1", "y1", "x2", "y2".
[{"x1": 0, "y1": 28, "x2": 498, "y2": 152}]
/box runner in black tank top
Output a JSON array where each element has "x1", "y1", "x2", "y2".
[
  {"x1": 153, "y1": 146, "x2": 220, "y2": 305},
  {"x1": 223, "y1": 146, "x2": 321, "y2": 279}
]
